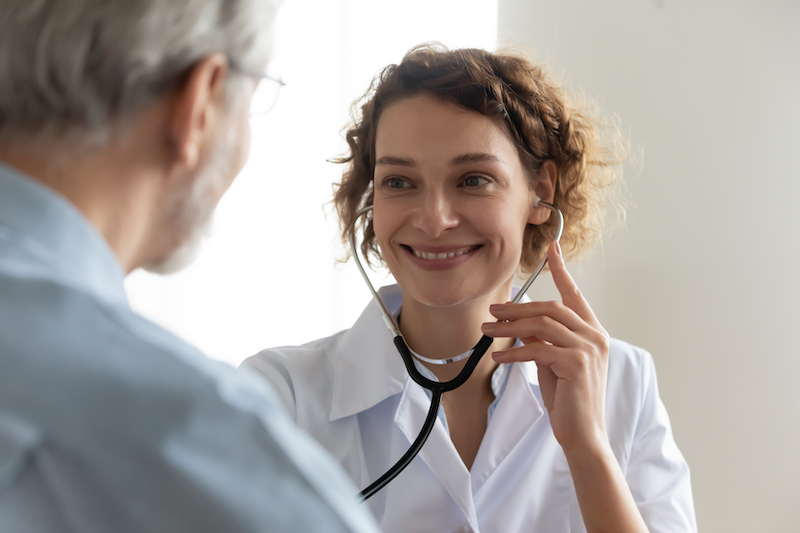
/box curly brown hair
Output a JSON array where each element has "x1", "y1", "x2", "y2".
[{"x1": 332, "y1": 43, "x2": 627, "y2": 272}]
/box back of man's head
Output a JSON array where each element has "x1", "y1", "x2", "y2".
[{"x1": 0, "y1": 0, "x2": 278, "y2": 146}]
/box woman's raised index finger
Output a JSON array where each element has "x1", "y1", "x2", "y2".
[{"x1": 548, "y1": 241, "x2": 601, "y2": 327}]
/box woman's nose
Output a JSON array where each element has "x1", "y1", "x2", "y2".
[{"x1": 411, "y1": 191, "x2": 459, "y2": 237}]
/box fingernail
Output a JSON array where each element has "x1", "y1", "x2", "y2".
[
  {"x1": 490, "y1": 303, "x2": 506, "y2": 312},
  {"x1": 491, "y1": 350, "x2": 505, "y2": 360}
]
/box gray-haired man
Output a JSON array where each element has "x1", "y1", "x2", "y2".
[{"x1": 0, "y1": 1, "x2": 379, "y2": 532}]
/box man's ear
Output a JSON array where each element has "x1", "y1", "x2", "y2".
[
  {"x1": 168, "y1": 53, "x2": 230, "y2": 171},
  {"x1": 528, "y1": 160, "x2": 557, "y2": 225}
]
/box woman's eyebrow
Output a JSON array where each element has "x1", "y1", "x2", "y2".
[
  {"x1": 451, "y1": 152, "x2": 501, "y2": 165},
  {"x1": 375, "y1": 156, "x2": 416, "y2": 167},
  {"x1": 375, "y1": 153, "x2": 501, "y2": 167}
]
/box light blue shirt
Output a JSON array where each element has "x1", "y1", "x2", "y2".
[{"x1": 0, "y1": 162, "x2": 379, "y2": 533}]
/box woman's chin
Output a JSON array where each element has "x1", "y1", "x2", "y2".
[{"x1": 399, "y1": 279, "x2": 513, "y2": 311}]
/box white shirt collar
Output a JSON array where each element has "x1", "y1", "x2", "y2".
[
  {"x1": 329, "y1": 285, "x2": 407, "y2": 421},
  {"x1": 328, "y1": 284, "x2": 540, "y2": 421}
]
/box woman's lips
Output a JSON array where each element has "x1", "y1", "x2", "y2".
[{"x1": 400, "y1": 244, "x2": 481, "y2": 262}]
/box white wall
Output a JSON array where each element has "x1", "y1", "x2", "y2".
[{"x1": 498, "y1": 1, "x2": 800, "y2": 531}]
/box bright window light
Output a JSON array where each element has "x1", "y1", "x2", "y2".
[{"x1": 125, "y1": 0, "x2": 498, "y2": 366}]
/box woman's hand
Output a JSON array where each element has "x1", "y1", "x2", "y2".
[
  {"x1": 481, "y1": 241, "x2": 611, "y2": 454},
  {"x1": 486, "y1": 241, "x2": 650, "y2": 532}
]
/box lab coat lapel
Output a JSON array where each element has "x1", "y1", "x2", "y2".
[
  {"x1": 394, "y1": 380, "x2": 480, "y2": 528},
  {"x1": 329, "y1": 286, "x2": 408, "y2": 421},
  {"x1": 470, "y1": 361, "x2": 544, "y2": 494}
]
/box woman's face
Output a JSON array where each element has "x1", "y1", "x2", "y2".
[{"x1": 372, "y1": 94, "x2": 540, "y2": 310}]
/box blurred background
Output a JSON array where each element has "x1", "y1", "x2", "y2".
[{"x1": 126, "y1": 1, "x2": 800, "y2": 531}]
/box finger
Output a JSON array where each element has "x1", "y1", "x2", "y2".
[
  {"x1": 488, "y1": 301, "x2": 587, "y2": 333},
  {"x1": 547, "y1": 241, "x2": 600, "y2": 327},
  {"x1": 491, "y1": 342, "x2": 568, "y2": 367},
  {"x1": 482, "y1": 314, "x2": 578, "y2": 347}
]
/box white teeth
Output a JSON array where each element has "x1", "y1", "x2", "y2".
[{"x1": 412, "y1": 247, "x2": 473, "y2": 260}]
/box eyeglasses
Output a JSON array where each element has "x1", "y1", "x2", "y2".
[
  {"x1": 249, "y1": 73, "x2": 285, "y2": 115},
  {"x1": 228, "y1": 58, "x2": 286, "y2": 115}
]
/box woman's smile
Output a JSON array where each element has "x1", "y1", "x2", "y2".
[
  {"x1": 408, "y1": 245, "x2": 477, "y2": 260},
  {"x1": 400, "y1": 243, "x2": 482, "y2": 271}
]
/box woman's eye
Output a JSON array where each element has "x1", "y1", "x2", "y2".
[
  {"x1": 463, "y1": 175, "x2": 489, "y2": 187},
  {"x1": 385, "y1": 177, "x2": 409, "y2": 189}
]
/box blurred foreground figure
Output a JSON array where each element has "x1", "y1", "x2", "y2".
[{"x1": 0, "y1": 1, "x2": 379, "y2": 532}]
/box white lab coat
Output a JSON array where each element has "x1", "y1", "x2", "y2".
[{"x1": 243, "y1": 285, "x2": 697, "y2": 533}]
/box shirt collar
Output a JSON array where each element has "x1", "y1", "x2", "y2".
[
  {"x1": 0, "y1": 161, "x2": 128, "y2": 308},
  {"x1": 329, "y1": 285, "x2": 408, "y2": 421},
  {"x1": 328, "y1": 284, "x2": 540, "y2": 421}
]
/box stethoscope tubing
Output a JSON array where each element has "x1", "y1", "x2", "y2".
[{"x1": 350, "y1": 202, "x2": 563, "y2": 501}]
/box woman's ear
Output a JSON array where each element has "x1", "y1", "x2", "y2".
[{"x1": 528, "y1": 160, "x2": 557, "y2": 225}]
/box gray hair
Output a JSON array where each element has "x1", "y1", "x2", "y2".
[{"x1": 0, "y1": 0, "x2": 279, "y2": 144}]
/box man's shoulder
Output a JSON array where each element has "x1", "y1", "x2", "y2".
[
  {"x1": 0, "y1": 273, "x2": 378, "y2": 533},
  {"x1": 0, "y1": 271, "x2": 283, "y2": 441},
  {"x1": 2, "y1": 271, "x2": 203, "y2": 378}
]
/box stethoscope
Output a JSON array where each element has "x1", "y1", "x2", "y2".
[{"x1": 349, "y1": 198, "x2": 564, "y2": 501}]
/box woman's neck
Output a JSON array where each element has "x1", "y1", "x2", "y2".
[{"x1": 397, "y1": 279, "x2": 516, "y2": 379}]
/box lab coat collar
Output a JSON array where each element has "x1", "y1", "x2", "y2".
[
  {"x1": 329, "y1": 285, "x2": 547, "y2": 528},
  {"x1": 328, "y1": 284, "x2": 542, "y2": 419},
  {"x1": 329, "y1": 285, "x2": 409, "y2": 421}
]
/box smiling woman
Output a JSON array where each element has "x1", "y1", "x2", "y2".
[{"x1": 242, "y1": 45, "x2": 697, "y2": 533}]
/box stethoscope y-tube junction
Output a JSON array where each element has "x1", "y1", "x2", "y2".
[
  {"x1": 357, "y1": 334, "x2": 495, "y2": 501},
  {"x1": 349, "y1": 202, "x2": 564, "y2": 502}
]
